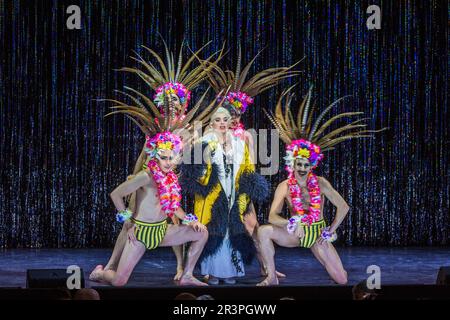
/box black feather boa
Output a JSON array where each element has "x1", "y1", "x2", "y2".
[
  {"x1": 198, "y1": 171, "x2": 271, "y2": 265},
  {"x1": 178, "y1": 141, "x2": 220, "y2": 197},
  {"x1": 238, "y1": 171, "x2": 270, "y2": 204},
  {"x1": 178, "y1": 142, "x2": 272, "y2": 266}
]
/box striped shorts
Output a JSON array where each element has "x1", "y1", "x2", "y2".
[
  {"x1": 131, "y1": 218, "x2": 168, "y2": 250},
  {"x1": 299, "y1": 219, "x2": 326, "y2": 248}
]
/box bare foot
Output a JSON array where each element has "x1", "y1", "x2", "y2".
[
  {"x1": 179, "y1": 274, "x2": 208, "y2": 286},
  {"x1": 261, "y1": 267, "x2": 286, "y2": 278},
  {"x1": 103, "y1": 264, "x2": 117, "y2": 272},
  {"x1": 89, "y1": 265, "x2": 105, "y2": 282},
  {"x1": 173, "y1": 268, "x2": 184, "y2": 281},
  {"x1": 276, "y1": 270, "x2": 286, "y2": 278},
  {"x1": 256, "y1": 277, "x2": 279, "y2": 286}
]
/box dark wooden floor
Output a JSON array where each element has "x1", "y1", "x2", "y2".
[{"x1": 0, "y1": 247, "x2": 448, "y2": 288}]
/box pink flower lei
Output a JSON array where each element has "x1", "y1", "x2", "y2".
[
  {"x1": 146, "y1": 159, "x2": 181, "y2": 218},
  {"x1": 285, "y1": 139, "x2": 324, "y2": 226},
  {"x1": 143, "y1": 131, "x2": 183, "y2": 218},
  {"x1": 287, "y1": 169, "x2": 321, "y2": 226},
  {"x1": 232, "y1": 122, "x2": 245, "y2": 138}
]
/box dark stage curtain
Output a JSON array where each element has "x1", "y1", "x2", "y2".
[{"x1": 0, "y1": 0, "x2": 447, "y2": 248}]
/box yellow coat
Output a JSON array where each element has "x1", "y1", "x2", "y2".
[{"x1": 194, "y1": 141, "x2": 254, "y2": 226}]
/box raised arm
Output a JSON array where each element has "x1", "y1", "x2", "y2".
[
  {"x1": 268, "y1": 181, "x2": 289, "y2": 227},
  {"x1": 319, "y1": 177, "x2": 349, "y2": 233},
  {"x1": 110, "y1": 171, "x2": 152, "y2": 212}
]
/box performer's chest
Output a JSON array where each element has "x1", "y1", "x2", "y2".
[
  {"x1": 285, "y1": 188, "x2": 311, "y2": 209},
  {"x1": 136, "y1": 184, "x2": 161, "y2": 209},
  {"x1": 285, "y1": 187, "x2": 324, "y2": 211}
]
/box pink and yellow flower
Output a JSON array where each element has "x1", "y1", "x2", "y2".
[
  {"x1": 284, "y1": 139, "x2": 324, "y2": 169},
  {"x1": 145, "y1": 131, "x2": 182, "y2": 158},
  {"x1": 224, "y1": 91, "x2": 254, "y2": 114}
]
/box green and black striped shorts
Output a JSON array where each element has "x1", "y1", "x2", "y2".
[
  {"x1": 299, "y1": 219, "x2": 326, "y2": 248},
  {"x1": 131, "y1": 218, "x2": 168, "y2": 250}
]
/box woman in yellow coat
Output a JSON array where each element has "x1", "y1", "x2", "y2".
[{"x1": 179, "y1": 107, "x2": 270, "y2": 285}]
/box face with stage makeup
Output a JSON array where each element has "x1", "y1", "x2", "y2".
[
  {"x1": 154, "y1": 82, "x2": 190, "y2": 119},
  {"x1": 164, "y1": 93, "x2": 183, "y2": 116},
  {"x1": 229, "y1": 111, "x2": 241, "y2": 129},
  {"x1": 155, "y1": 93, "x2": 184, "y2": 120},
  {"x1": 209, "y1": 108, "x2": 231, "y2": 134},
  {"x1": 155, "y1": 149, "x2": 176, "y2": 173},
  {"x1": 294, "y1": 157, "x2": 312, "y2": 177},
  {"x1": 284, "y1": 139, "x2": 324, "y2": 175},
  {"x1": 144, "y1": 132, "x2": 182, "y2": 173},
  {"x1": 224, "y1": 104, "x2": 241, "y2": 128}
]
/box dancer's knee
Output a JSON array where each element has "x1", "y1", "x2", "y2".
[
  {"x1": 194, "y1": 228, "x2": 209, "y2": 242},
  {"x1": 201, "y1": 229, "x2": 209, "y2": 241},
  {"x1": 244, "y1": 213, "x2": 258, "y2": 230},
  {"x1": 257, "y1": 225, "x2": 272, "y2": 241}
]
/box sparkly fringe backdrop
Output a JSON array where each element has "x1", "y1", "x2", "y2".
[{"x1": 0, "y1": 0, "x2": 447, "y2": 248}]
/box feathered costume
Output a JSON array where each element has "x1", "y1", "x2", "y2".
[{"x1": 179, "y1": 132, "x2": 269, "y2": 277}]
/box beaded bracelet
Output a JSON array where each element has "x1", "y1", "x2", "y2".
[
  {"x1": 287, "y1": 215, "x2": 304, "y2": 234},
  {"x1": 321, "y1": 227, "x2": 337, "y2": 242},
  {"x1": 116, "y1": 208, "x2": 132, "y2": 223},
  {"x1": 182, "y1": 213, "x2": 198, "y2": 225}
]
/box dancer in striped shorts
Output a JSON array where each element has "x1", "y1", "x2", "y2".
[{"x1": 256, "y1": 86, "x2": 384, "y2": 286}]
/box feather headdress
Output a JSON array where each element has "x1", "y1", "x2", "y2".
[
  {"x1": 115, "y1": 37, "x2": 225, "y2": 113},
  {"x1": 264, "y1": 85, "x2": 386, "y2": 168},
  {"x1": 199, "y1": 45, "x2": 301, "y2": 114}
]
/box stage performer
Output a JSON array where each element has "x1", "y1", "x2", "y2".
[
  {"x1": 93, "y1": 39, "x2": 224, "y2": 282},
  {"x1": 197, "y1": 46, "x2": 300, "y2": 278},
  {"x1": 89, "y1": 130, "x2": 208, "y2": 286},
  {"x1": 257, "y1": 86, "x2": 385, "y2": 286},
  {"x1": 178, "y1": 106, "x2": 269, "y2": 285}
]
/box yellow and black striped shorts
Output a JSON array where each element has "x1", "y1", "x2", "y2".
[
  {"x1": 131, "y1": 218, "x2": 168, "y2": 250},
  {"x1": 299, "y1": 219, "x2": 326, "y2": 248}
]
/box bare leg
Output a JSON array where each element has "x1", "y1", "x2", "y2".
[
  {"x1": 160, "y1": 224, "x2": 209, "y2": 286},
  {"x1": 244, "y1": 210, "x2": 286, "y2": 278},
  {"x1": 90, "y1": 240, "x2": 146, "y2": 286},
  {"x1": 256, "y1": 225, "x2": 299, "y2": 286},
  {"x1": 169, "y1": 216, "x2": 185, "y2": 280},
  {"x1": 172, "y1": 245, "x2": 184, "y2": 280},
  {"x1": 310, "y1": 241, "x2": 348, "y2": 284},
  {"x1": 103, "y1": 225, "x2": 128, "y2": 271}
]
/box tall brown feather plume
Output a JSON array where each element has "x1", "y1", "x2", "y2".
[{"x1": 266, "y1": 87, "x2": 386, "y2": 153}]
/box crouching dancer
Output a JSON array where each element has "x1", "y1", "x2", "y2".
[{"x1": 90, "y1": 132, "x2": 208, "y2": 286}]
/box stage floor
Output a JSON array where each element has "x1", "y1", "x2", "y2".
[{"x1": 0, "y1": 247, "x2": 448, "y2": 288}]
